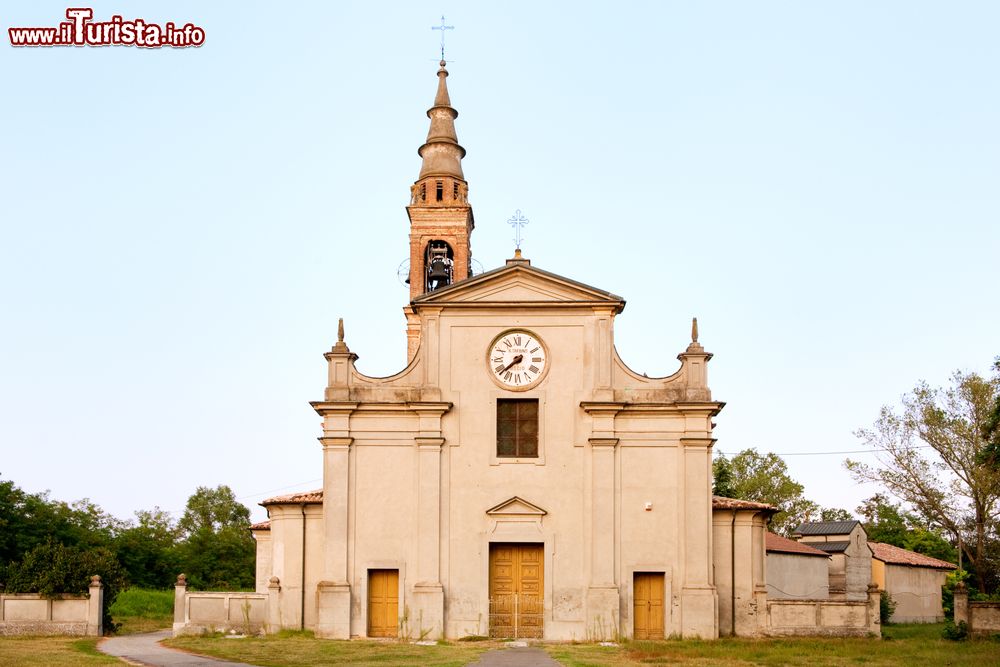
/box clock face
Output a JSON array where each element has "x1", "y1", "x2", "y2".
[{"x1": 487, "y1": 329, "x2": 548, "y2": 390}]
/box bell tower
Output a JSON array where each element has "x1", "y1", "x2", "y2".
[{"x1": 404, "y1": 61, "x2": 474, "y2": 360}]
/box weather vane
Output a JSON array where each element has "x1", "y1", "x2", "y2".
[
  {"x1": 431, "y1": 15, "x2": 454, "y2": 61},
  {"x1": 507, "y1": 209, "x2": 529, "y2": 250}
]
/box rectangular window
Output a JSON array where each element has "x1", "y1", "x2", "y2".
[
  {"x1": 497, "y1": 399, "x2": 538, "y2": 458},
  {"x1": 436, "y1": 180, "x2": 444, "y2": 201}
]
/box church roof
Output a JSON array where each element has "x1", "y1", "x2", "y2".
[
  {"x1": 712, "y1": 496, "x2": 778, "y2": 512},
  {"x1": 809, "y1": 540, "x2": 852, "y2": 553},
  {"x1": 870, "y1": 541, "x2": 957, "y2": 570},
  {"x1": 260, "y1": 489, "x2": 323, "y2": 506},
  {"x1": 411, "y1": 258, "x2": 625, "y2": 311},
  {"x1": 249, "y1": 520, "x2": 271, "y2": 531},
  {"x1": 794, "y1": 520, "x2": 862, "y2": 536},
  {"x1": 766, "y1": 532, "x2": 830, "y2": 557}
]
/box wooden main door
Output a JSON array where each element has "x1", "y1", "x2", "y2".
[
  {"x1": 489, "y1": 543, "x2": 544, "y2": 638},
  {"x1": 367, "y1": 569, "x2": 399, "y2": 638},
  {"x1": 633, "y1": 572, "x2": 664, "y2": 639}
]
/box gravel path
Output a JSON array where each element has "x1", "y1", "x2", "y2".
[
  {"x1": 98, "y1": 630, "x2": 260, "y2": 666},
  {"x1": 466, "y1": 646, "x2": 561, "y2": 666}
]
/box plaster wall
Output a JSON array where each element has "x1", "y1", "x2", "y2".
[
  {"x1": 883, "y1": 565, "x2": 946, "y2": 623},
  {"x1": 766, "y1": 553, "x2": 829, "y2": 600}
]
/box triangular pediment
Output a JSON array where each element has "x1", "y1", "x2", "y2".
[
  {"x1": 486, "y1": 496, "x2": 548, "y2": 517},
  {"x1": 412, "y1": 263, "x2": 625, "y2": 310}
]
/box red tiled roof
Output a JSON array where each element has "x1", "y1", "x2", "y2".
[
  {"x1": 249, "y1": 520, "x2": 271, "y2": 531},
  {"x1": 712, "y1": 495, "x2": 778, "y2": 512},
  {"x1": 765, "y1": 532, "x2": 829, "y2": 557},
  {"x1": 260, "y1": 489, "x2": 323, "y2": 506},
  {"x1": 870, "y1": 541, "x2": 957, "y2": 570}
]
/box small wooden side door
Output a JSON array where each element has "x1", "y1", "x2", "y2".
[
  {"x1": 633, "y1": 572, "x2": 664, "y2": 639},
  {"x1": 368, "y1": 569, "x2": 399, "y2": 638}
]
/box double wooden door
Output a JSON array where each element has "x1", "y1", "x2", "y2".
[
  {"x1": 367, "y1": 569, "x2": 399, "y2": 638},
  {"x1": 633, "y1": 572, "x2": 665, "y2": 639},
  {"x1": 489, "y1": 543, "x2": 544, "y2": 638}
]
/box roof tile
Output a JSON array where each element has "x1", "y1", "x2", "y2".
[
  {"x1": 870, "y1": 542, "x2": 956, "y2": 570},
  {"x1": 712, "y1": 496, "x2": 778, "y2": 512},
  {"x1": 794, "y1": 520, "x2": 861, "y2": 536},
  {"x1": 260, "y1": 489, "x2": 323, "y2": 506},
  {"x1": 766, "y1": 532, "x2": 830, "y2": 557}
]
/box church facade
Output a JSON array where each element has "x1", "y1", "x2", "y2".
[{"x1": 251, "y1": 62, "x2": 775, "y2": 641}]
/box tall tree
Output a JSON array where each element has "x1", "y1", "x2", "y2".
[
  {"x1": 982, "y1": 357, "x2": 1000, "y2": 467},
  {"x1": 713, "y1": 449, "x2": 820, "y2": 535},
  {"x1": 847, "y1": 369, "x2": 1000, "y2": 593},
  {"x1": 176, "y1": 485, "x2": 255, "y2": 590}
]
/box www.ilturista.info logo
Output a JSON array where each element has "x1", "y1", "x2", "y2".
[{"x1": 9, "y1": 8, "x2": 205, "y2": 48}]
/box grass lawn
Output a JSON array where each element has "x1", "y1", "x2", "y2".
[
  {"x1": 545, "y1": 623, "x2": 1000, "y2": 666},
  {"x1": 108, "y1": 587, "x2": 174, "y2": 634},
  {"x1": 162, "y1": 624, "x2": 999, "y2": 666},
  {"x1": 0, "y1": 637, "x2": 119, "y2": 666},
  {"x1": 165, "y1": 630, "x2": 492, "y2": 666}
]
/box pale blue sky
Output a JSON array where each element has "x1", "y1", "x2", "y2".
[{"x1": 2, "y1": 1, "x2": 997, "y2": 523}]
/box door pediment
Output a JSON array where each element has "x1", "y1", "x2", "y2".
[{"x1": 486, "y1": 496, "x2": 548, "y2": 517}]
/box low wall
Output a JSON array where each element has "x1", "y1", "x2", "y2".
[
  {"x1": 953, "y1": 585, "x2": 1000, "y2": 636},
  {"x1": 0, "y1": 576, "x2": 103, "y2": 636},
  {"x1": 763, "y1": 584, "x2": 880, "y2": 637},
  {"x1": 172, "y1": 574, "x2": 275, "y2": 636}
]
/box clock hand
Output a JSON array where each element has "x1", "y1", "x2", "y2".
[{"x1": 500, "y1": 354, "x2": 524, "y2": 374}]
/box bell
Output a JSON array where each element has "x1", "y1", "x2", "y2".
[{"x1": 428, "y1": 257, "x2": 452, "y2": 286}]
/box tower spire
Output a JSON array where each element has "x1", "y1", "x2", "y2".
[{"x1": 417, "y1": 61, "x2": 466, "y2": 181}]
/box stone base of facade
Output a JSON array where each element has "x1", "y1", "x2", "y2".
[
  {"x1": 409, "y1": 583, "x2": 444, "y2": 640},
  {"x1": 315, "y1": 581, "x2": 351, "y2": 639},
  {"x1": 681, "y1": 586, "x2": 719, "y2": 638},
  {"x1": 585, "y1": 586, "x2": 621, "y2": 641}
]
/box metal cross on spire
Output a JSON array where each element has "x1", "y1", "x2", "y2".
[
  {"x1": 431, "y1": 15, "x2": 454, "y2": 61},
  {"x1": 507, "y1": 209, "x2": 529, "y2": 250}
]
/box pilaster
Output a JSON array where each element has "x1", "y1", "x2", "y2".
[{"x1": 680, "y1": 435, "x2": 718, "y2": 638}]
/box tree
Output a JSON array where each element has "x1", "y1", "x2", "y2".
[
  {"x1": 113, "y1": 508, "x2": 179, "y2": 589},
  {"x1": 847, "y1": 369, "x2": 1000, "y2": 593},
  {"x1": 3, "y1": 539, "x2": 127, "y2": 633},
  {"x1": 0, "y1": 475, "x2": 119, "y2": 565},
  {"x1": 982, "y1": 357, "x2": 1000, "y2": 467},
  {"x1": 820, "y1": 508, "x2": 855, "y2": 522},
  {"x1": 713, "y1": 449, "x2": 821, "y2": 535},
  {"x1": 175, "y1": 485, "x2": 255, "y2": 590},
  {"x1": 856, "y1": 494, "x2": 958, "y2": 564}
]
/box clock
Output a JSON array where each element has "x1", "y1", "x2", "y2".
[{"x1": 487, "y1": 329, "x2": 548, "y2": 390}]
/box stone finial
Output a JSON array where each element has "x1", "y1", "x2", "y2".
[
  {"x1": 867, "y1": 582, "x2": 880, "y2": 592},
  {"x1": 691, "y1": 317, "x2": 699, "y2": 343},
  {"x1": 331, "y1": 318, "x2": 351, "y2": 353},
  {"x1": 269, "y1": 576, "x2": 280, "y2": 585},
  {"x1": 90, "y1": 575, "x2": 102, "y2": 585},
  {"x1": 954, "y1": 581, "x2": 967, "y2": 592},
  {"x1": 176, "y1": 573, "x2": 187, "y2": 586}
]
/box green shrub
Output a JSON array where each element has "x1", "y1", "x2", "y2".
[
  {"x1": 2, "y1": 539, "x2": 127, "y2": 634},
  {"x1": 110, "y1": 588, "x2": 174, "y2": 618},
  {"x1": 942, "y1": 620, "x2": 969, "y2": 641},
  {"x1": 879, "y1": 590, "x2": 897, "y2": 624}
]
